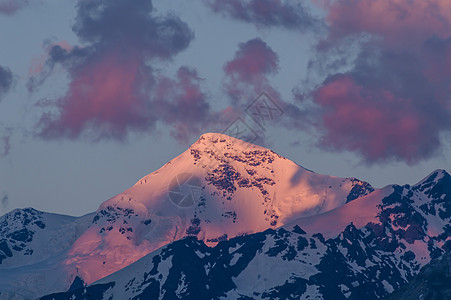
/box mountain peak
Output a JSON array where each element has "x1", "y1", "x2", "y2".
[
  {"x1": 420, "y1": 169, "x2": 448, "y2": 182},
  {"x1": 60, "y1": 131, "x2": 375, "y2": 285},
  {"x1": 413, "y1": 169, "x2": 450, "y2": 191},
  {"x1": 188, "y1": 132, "x2": 289, "y2": 173},
  {"x1": 191, "y1": 132, "x2": 262, "y2": 151},
  {"x1": 198, "y1": 132, "x2": 233, "y2": 140}
]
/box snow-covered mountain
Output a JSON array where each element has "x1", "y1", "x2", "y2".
[
  {"x1": 384, "y1": 251, "x2": 451, "y2": 299},
  {"x1": 65, "y1": 133, "x2": 373, "y2": 285},
  {"x1": 40, "y1": 170, "x2": 451, "y2": 300},
  {"x1": 0, "y1": 209, "x2": 94, "y2": 299},
  {"x1": 0, "y1": 133, "x2": 373, "y2": 299}
]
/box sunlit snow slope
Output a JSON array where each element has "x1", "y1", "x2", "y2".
[
  {"x1": 42, "y1": 170, "x2": 451, "y2": 300},
  {"x1": 0, "y1": 133, "x2": 373, "y2": 299},
  {"x1": 0, "y1": 209, "x2": 94, "y2": 299},
  {"x1": 65, "y1": 133, "x2": 374, "y2": 284}
]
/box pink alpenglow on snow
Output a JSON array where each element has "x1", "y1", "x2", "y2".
[{"x1": 64, "y1": 133, "x2": 374, "y2": 283}]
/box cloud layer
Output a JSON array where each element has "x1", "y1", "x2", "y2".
[
  {"x1": 0, "y1": 125, "x2": 11, "y2": 157},
  {"x1": 0, "y1": 0, "x2": 28, "y2": 15},
  {"x1": 206, "y1": 0, "x2": 318, "y2": 30},
  {"x1": 23, "y1": 0, "x2": 451, "y2": 164},
  {"x1": 154, "y1": 67, "x2": 214, "y2": 143},
  {"x1": 303, "y1": 0, "x2": 451, "y2": 163},
  {"x1": 31, "y1": 0, "x2": 211, "y2": 142},
  {"x1": 1, "y1": 192, "x2": 8, "y2": 208},
  {"x1": 0, "y1": 66, "x2": 13, "y2": 101},
  {"x1": 224, "y1": 38, "x2": 280, "y2": 104},
  {"x1": 324, "y1": 0, "x2": 451, "y2": 47}
]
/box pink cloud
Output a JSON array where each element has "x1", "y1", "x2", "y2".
[
  {"x1": 221, "y1": 38, "x2": 287, "y2": 143},
  {"x1": 154, "y1": 67, "x2": 213, "y2": 143},
  {"x1": 296, "y1": 0, "x2": 451, "y2": 163},
  {"x1": 313, "y1": 75, "x2": 440, "y2": 163},
  {"x1": 421, "y1": 37, "x2": 451, "y2": 87},
  {"x1": 225, "y1": 38, "x2": 278, "y2": 82},
  {"x1": 37, "y1": 51, "x2": 153, "y2": 140},
  {"x1": 0, "y1": 0, "x2": 28, "y2": 16},
  {"x1": 324, "y1": 0, "x2": 451, "y2": 47},
  {"x1": 30, "y1": 0, "x2": 212, "y2": 143},
  {"x1": 224, "y1": 38, "x2": 280, "y2": 104},
  {"x1": 29, "y1": 41, "x2": 72, "y2": 76}
]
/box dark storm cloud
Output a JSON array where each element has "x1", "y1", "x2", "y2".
[
  {"x1": 29, "y1": 0, "x2": 212, "y2": 142},
  {"x1": 0, "y1": 66, "x2": 13, "y2": 101},
  {"x1": 205, "y1": 0, "x2": 319, "y2": 30},
  {"x1": 292, "y1": 0, "x2": 451, "y2": 164}
]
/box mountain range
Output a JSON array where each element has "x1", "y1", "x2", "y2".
[{"x1": 0, "y1": 133, "x2": 449, "y2": 299}]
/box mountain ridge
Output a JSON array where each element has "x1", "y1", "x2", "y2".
[
  {"x1": 1, "y1": 133, "x2": 448, "y2": 299},
  {"x1": 0, "y1": 132, "x2": 374, "y2": 299},
  {"x1": 39, "y1": 169, "x2": 451, "y2": 300},
  {"x1": 64, "y1": 132, "x2": 374, "y2": 285}
]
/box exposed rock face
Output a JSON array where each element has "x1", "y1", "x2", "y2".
[
  {"x1": 0, "y1": 133, "x2": 373, "y2": 299},
  {"x1": 384, "y1": 252, "x2": 451, "y2": 300},
  {"x1": 64, "y1": 133, "x2": 374, "y2": 284},
  {"x1": 39, "y1": 169, "x2": 451, "y2": 300}
]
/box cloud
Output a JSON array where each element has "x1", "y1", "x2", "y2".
[
  {"x1": 36, "y1": 51, "x2": 155, "y2": 140},
  {"x1": 154, "y1": 67, "x2": 215, "y2": 143},
  {"x1": 0, "y1": 0, "x2": 28, "y2": 15},
  {"x1": 220, "y1": 38, "x2": 288, "y2": 144},
  {"x1": 297, "y1": 0, "x2": 451, "y2": 164},
  {"x1": 0, "y1": 126, "x2": 12, "y2": 156},
  {"x1": 206, "y1": 0, "x2": 319, "y2": 30},
  {"x1": 323, "y1": 0, "x2": 451, "y2": 47},
  {"x1": 224, "y1": 38, "x2": 280, "y2": 104},
  {"x1": 1, "y1": 192, "x2": 8, "y2": 208},
  {"x1": 312, "y1": 74, "x2": 443, "y2": 163},
  {"x1": 28, "y1": 41, "x2": 73, "y2": 77},
  {"x1": 225, "y1": 38, "x2": 279, "y2": 80},
  {"x1": 0, "y1": 65, "x2": 13, "y2": 100},
  {"x1": 30, "y1": 0, "x2": 211, "y2": 142},
  {"x1": 1, "y1": 134, "x2": 10, "y2": 156}
]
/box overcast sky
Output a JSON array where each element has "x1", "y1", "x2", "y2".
[{"x1": 0, "y1": 0, "x2": 450, "y2": 216}]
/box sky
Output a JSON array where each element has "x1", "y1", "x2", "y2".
[{"x1": 0, "y1": 0, "x2": 450, "y2": 216}]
